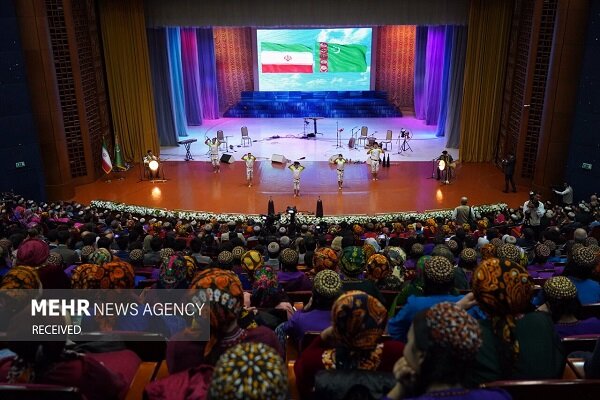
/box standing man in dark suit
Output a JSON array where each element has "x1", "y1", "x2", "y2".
[{"x1": 501, "y1": 153, "x2": 517, "y2": 193}]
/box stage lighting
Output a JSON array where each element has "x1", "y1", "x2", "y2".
[{"x1": 149, "y1": 160, "x2": 160, "y2": 172}]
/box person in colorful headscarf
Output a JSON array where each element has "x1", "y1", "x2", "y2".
[
  {"x1": 366, "y1": 253, "x2": 402, "y2": 291},
  {"x1": 88, "y1": 248, "x2": 113, "y2": 266},
  {"x1": 209, "y1": 342, "x2": 288, "y2": 400},
  {"x1": 278, "y1": 248, "x2": 312, "y2": 291},
  {"x1": 294, "y1": 291, "x2": 404, "y2": 399},
  {"x1": 0, "y1": 266, "x2": 42, "y2": 330},
  {"x1": 277, "y1": 270, "x2": 342, "y2": 348},
  {"x1": 311, "y1": 247, "x2": 339, "y2": 275},
  {"x1": 564, "y1": 246, "x2": 600, "y2": 304},
  {"x1": 339, "y1": 246, "x2": 385, "y2": 305},
  {"x1": 388, "y1": 256, "x2": 463, "y2": 342},
  {"x1": 157, "y1": 255, "x2": 189, "y2": 289},
  {"x1": 538, "y1": 276, "x2": 600, "y2": 337},
  {"x1": 0, "y1": 307, "x2": 140, "y2": 400},
  {"x1": 166, "y1": 268, "x2": 282, "y2": 373},
  {"x1": 466, "y1": 258, "x2": 564, "y2": 386},
  {"x1": 383, "y1": 302, "x2": 511, "y2": 400}
]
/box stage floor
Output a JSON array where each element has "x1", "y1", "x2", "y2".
[
  {"x1": 72, "y1": 161, "x2": 526, "y2": 216},
  {"x1": 160, "y1": 117, "x2": 458, "y2": 163}
]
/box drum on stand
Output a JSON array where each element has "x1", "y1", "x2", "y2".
[
  {"x1": 348, "y1": 137, "x2": 356, "y2": 149},
  {"x1": 437, "y1": 159, "x2": 446, "y2": 171}
]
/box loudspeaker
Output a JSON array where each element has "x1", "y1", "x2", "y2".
[
  {"x1": 271, "y1": 154, "x2": 286, "y2": 164},
  {"x1": 220, "y1": 154, "x2": 235, "y2": 164}
]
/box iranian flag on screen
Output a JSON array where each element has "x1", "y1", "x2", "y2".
[
  {"x1": 260, "y1": 42, "x2": 314, "y2": 73},
  {"x1": 317, "y1": 42, "x2": 367, "y2": 73}
]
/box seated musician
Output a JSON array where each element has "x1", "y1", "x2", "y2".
[
  {"x1": 436, "y1": 150, "x2": 454, "y2": 182},
  {"x1": 143, "y1": 150, "x2": 159, "y2": 178}
]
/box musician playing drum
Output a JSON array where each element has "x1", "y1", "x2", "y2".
[
  {"x1": 436, "y1": 150, "x2": 455, "y2": 183},
  {"x1": 205, "y1": 137, "x2": 222, "y2": 173},
  {"x1": 367, "y1": 142, "x2": 384, "y2": 181},
  {"x1": 143, "y1": 150, "x2": 159, "y2": 179}
]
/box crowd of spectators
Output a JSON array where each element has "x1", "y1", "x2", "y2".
[{"x1": 0, "y1": 191, "x2": 599, "y2": 399}]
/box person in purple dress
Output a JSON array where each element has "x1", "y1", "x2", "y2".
[
  {"x1": 277, "y1": 248, "x2": 313, "y2": 291},
  {"x1": 538, "y1": 276, "x2": 600, "y2": 337},
  {"x1": 383, "y1": 302, "x2": 511, "y2": 400},
  {"x1": 277, "y1": 269, "x2": 342, "y2": 347}
]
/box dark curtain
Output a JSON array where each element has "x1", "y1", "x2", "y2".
[
  {"x1": 444, "y1": 25, "x2": 467, "y2": 148},
  {"x1": 180, "y1": 27, "x2": 203, "y2": 125},
  {"x1": 196, "y1": 27, "x2": 220, "y2": 120},
  {"x1": 436, "y1": 26, "x2": 454, "y2": 137},
  {"x1": 414, "y1": 26, "x2": 428, "y2": 119},
  {"x1": 147, "y1": 28, "x2": 178, "y2": 146},
  {"x1": 424, "y1": 26, "x2": 445, "y2": 125}
]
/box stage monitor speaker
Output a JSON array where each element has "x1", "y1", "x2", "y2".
[
  {"x1": 271, "y1": 154, "x2": 286, "y2": 164},
  {"x1": 220, "y1": 154, "x2": 235, "y2": 164}
]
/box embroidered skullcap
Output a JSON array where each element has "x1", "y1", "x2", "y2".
[
  {"x1": 159, "y1": 255, "x2": 188, "y2": 289},
  {"x1": 46, "y1": 252, "x2": 63, "y2": 266},
  {"x1": 544, "y1": 240, "x2": 557, "y2": 252},
  {"x1": 313, "y1": 270, "x2": 342, "y2": 298},
  {"x1": 366, "y1": 254, "x2": 391, "y2": 281},
  {"x1": 313, "y1": 247, "x2": 339, "y2": 272},
  {"x1": 279, "y1": 236, "x2": 290, "y2": 247},
  {"x1": 460, "y1": 248, "x2": 478, "y2": 263},
  {"x1": 218, "y1": 251, "x2": 234, "y2": 266},
  {"x1": 585, "y1": 237, "x2": 599, "y2": 247},
  {"x1": 425, "y1": 302, "x2": 482, "y2": 360},
  {"x1": 572, "y1": 246, "x2": 596, "y2": 269},
  {"x1": 339, "y1": 246, "x2": 365, "y2": 277},
  {"x1": 534, "y1": 244, "x2": 551, "y2": 258},
  {"x1": 204, "y1": 223, "x2": 213, "y2": 232},
  {"x1": 496, "y1": 243, "x2": 521, "y2": 264},
  {"x1": 279, "y1": 248, "x2": 299, "y2": 265},
  {"x1": 385, "y1": 246, "x2": 406, "y2": 267},
  {"x1": 447, "y1": 239, "x2": 459, "y2": 251},
  {"x1": 267, "y1": 242, "x2": 280, "y2": 254},
  {"x1": 240, "y1": 250, "x2": 264, "y2": 276},
  {"x1": 490, "y1": 238, "x2": 503, "y2": 248},
  {"x1": 472, "y1": 258, "x2": 533, "y2": 362},
  {"x1": 411, "y1": 243, "x2": 424, "y2": 257},
  {"x1": 209, "y1": 342, "x2": 287, "y2": 400},
  {"x1": 505, "y1": 236, "x2": 517, "y2": 245},
  {"x1": 543, "y1": 276, "x2": 577, "y2": 300},
  {"x1": 279, "y1": 227, "x2": 287, "y2": 234},
  {"x1": 129, "y1": 248, "x2": 144, "y2": 262},
  {"x1": 159, "y1": 248, "x2": 175, "y2": 260},
  {"x1": 0, "y1": 239, "x2": 12, "y2": 251},
  {"x1": 331, "y1": 236, "x2": 343, "y2": 252},
  {"x1": 88, "y1": 248, "x2": 113, "y2": 266},
  {"x1": 16, "y1": 238, "x2": 49, "y2": 267},
  {"x1": 424, "y1": 256, "x2": 454, "y2": 285},
  {"x1": 189, "y1": 268, "x2": 244, "y2": 356},
  {"x1": 231, "y1": 246, "x2": 246, "y2": 261}
]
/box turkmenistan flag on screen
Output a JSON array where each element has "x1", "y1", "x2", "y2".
[
  {"x1": 316, "y1": 42, "x2": 367, "y2": 73},
  {"x1": 260, "y1": 42, "x2": 314, "y2": 73}
]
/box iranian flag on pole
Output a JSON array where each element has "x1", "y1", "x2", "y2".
[
  {"x1": 316, "y1": 42, "x2": 367, "y2": 73},
  {"x1": 261, "y1": 42, "x2": 313, "y2": 73},
  {"x1": 101, "y1": 138, "x2": 112, "y2": 174}
]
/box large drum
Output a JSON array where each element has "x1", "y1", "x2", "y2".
[{"x1": 437, "y1": 159, "x2": 446, "y2": 171}]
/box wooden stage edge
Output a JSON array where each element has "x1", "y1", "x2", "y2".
[{"x1": 71, "y1": 161, "x2": 529, "y2": 216}]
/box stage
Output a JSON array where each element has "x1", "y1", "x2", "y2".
[
  {"x1": 159, "y1": 117, "x2": 458, "y2": 163},
  {"x1": 71, "y1": 160, "x2": 526, "y2": 216}
]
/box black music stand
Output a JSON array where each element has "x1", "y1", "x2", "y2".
[{"x1": 304, "y1": 117, "x2": 323, "y2": 137}]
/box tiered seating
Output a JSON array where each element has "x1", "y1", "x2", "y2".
[{"x1": 224, "y1": 91, "x2": 402, "y2": 118}]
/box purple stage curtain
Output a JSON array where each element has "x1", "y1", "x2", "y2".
[
  {"x1": 413, "y1": 26, "x2": 428, "y2": 120},
  {"x1": 196, "y1": 28, "x2": 219, "y2": 120},
  {"x1": 424, "y1": 26, "x2": 445, "y2": 125},
  {"x1": 180, "y1": 27, "x2": 202, "y2": 126}
]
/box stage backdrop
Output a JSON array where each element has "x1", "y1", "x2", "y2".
[
  {"x1": 214, "y1": 27, "x2": 254, "y2": 113},
  {"x1": 375, "y1": 26, "x2": 416, "y2": 112}
]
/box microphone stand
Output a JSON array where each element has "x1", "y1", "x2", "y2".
[{"x1": 336, "y1": 121, "x2": 343, "y2": 148}]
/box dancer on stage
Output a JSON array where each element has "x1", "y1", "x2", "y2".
[
  {"x1": 367, "y1": 142, "x2": 384, "y2": 181},
  {"x1": 241, "y1": 152, "x2": 256, "y2": 187},
  {"x1": 332, "y1": 154, "x2": 347, "y2": 190},
  {"x1": 288, "y1": 161, "x2": 305, "y2": 197},
  {"x1": 205, "y1": 137, "x2": 222, "y2": 173}
]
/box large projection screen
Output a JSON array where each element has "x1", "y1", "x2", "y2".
[{"x1": 255, "y1": 28, "x2": 373, "y2": 91}]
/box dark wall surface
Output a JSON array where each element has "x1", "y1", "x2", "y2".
[{"x1": 0, "y1": 0, "x2": 45, "y2": 200}]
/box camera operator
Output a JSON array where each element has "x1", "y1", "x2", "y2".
[
  {"x1": 552, "y1": 182, "x2": 574, "y2": 206},
  {"x1": 523, "y1": 191, "x2": 545, "y2": 240}
]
